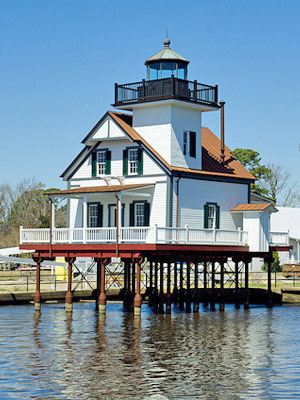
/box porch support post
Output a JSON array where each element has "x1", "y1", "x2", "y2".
[
  {"x1": 178, "y1": 261, "x2": 184, "y2": 310},
  {"x1": 34, "y1": 257, "x2": 43, "y2": 311},
  {"x1": 65, "y1": 257, "x2": 75, "y2": 313},
  {"x1": 210, "y1": 261, "x2": 216, "y2": 311},
  {"x1": 83, "y1": 195, "x2": 87, "y2": 244},
  {"x1": 266, "y1": 253, "x2": 273, "y2": 308},
  {"x1": 234, "y1": 259, "x2": 240, "y2": 309},
  {"x1": 203, "y1": 261, "x2": 208, "y2": 308},
  {"x1": 134, "y1": 258, "x2": 143, "y2": 316},
  {"x1": 98, "y1": 258, "x2": 108, "y2": 314},
  {"x1": 193, "y1": 261, "x2": 199, "y2": 313},
  {"x1": 166, "y1": 261, "x2": 171, "y2": 314},
  {"x1": 173, "y1": 261, "x2": 178, "y2": 303},
  {"x1": 51, "y1": 196, "x2": 55, "y2": 230},
  {"x1": 95, "y1": 260, "x2": 101, "y2": 308},
  {"x1": 244, "y1": 258, "x2": 250, "y2": 310},
  {"x1": 219, "y1": 259, "x2": 225, "y2": 311},
  {"x1": 159, "y1": 263, "x2": 165, "y2": 314},
  {"x1": 186, "y1": 261, "x2": 191, "y2": 313}
]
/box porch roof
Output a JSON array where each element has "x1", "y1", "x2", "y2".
[
  {"x1": 46, "y1": 183, "x2": 154, "y2": 197},
  {"x1": 231, "y1": 203, "x2": 277, "y2": 212}
]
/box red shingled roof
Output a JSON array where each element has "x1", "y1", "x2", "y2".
[
  {"x1": 109, "y1": 111, "x2": 255, "y2": 181},
  {"x1": 231, "y1": 203, "x2": 276, "y2": 212}
]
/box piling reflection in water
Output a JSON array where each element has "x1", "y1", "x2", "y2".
[{"x1": 0, "y1": 304, "x2": 299, "y2": 399}]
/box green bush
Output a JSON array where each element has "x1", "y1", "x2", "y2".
[{"x1": 262, "y1": 251, "x2": 282, "y2": 272}]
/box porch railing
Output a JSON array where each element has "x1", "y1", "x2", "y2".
[
  {"x1": 20, "y1": 225, "x2": 249, "y2": 246},
  {"x1": 269, "y1": 231, "x2": 289, "y2": 246}
]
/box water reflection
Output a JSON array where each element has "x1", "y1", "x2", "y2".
[{"x1": 0, "y1": 304, "x2": 299, "y2": 399}]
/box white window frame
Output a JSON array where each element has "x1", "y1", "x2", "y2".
[
  {"x1": 183, "y1": 131, "x2": 196, "y2": 158},
  {"x1": 97, "y1": 151, "x2": 106, "y2": 176},
  {"x1": 88, "y1": 204, "x2": 99, "y2": 228},
  {"x1": 128, "y1": 148, "x2": 139, "y2": 175},
  {"x1": 208, "y1": 204, "x2": 216, "y2": 229},
  {"x1": 135, "y1": 202, "x2": 145, "y2": 227}
]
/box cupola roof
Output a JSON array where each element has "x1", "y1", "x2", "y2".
[{"x1": 145, "y1": 38, "x2": 189, "y2": 65}]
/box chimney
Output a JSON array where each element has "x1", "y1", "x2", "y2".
[{"x1": 219, "y1": 100, "x2": 225, "y2": 164}]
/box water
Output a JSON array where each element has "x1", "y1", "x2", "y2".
[{"x1": 0, "y1": 303, "x2": 300, "y2": 400}]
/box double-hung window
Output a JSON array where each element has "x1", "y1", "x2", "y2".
[
  {"x1": 204, "y1": 203, "x2": 220, "y2": 229},
  {"x1": 128, "y1": 149, "x2": 139, "y2": 174},
  {"x1": 135, "y1": 203, "x2": 145, "y2": 226},
  {"x1": 129, "y1": 201, "x2": 150, "y2": 227},
  {"x1": 88, "y1": 203, "x2": 103, "y2": 228},
  {"x1": 183, "y1": 131, "x2": 196, "y2": 158},
  {"x1": 208, "y1": 204, "x2": 216, "y2": 228},
  {"x1": 97, "y1": 151, "x2": 106, "y2": 175},
  {"x1": 123, "y1": 147, "x2": 143, "y2": 175},
  {"x1": 92, "y1": 149, "x2": 111, "y2": 177}
]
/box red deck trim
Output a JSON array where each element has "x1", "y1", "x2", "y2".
[
  {"x1": 269, "y1": 246, "x2": 290, "y2": 252},
  {"x1": 20, "y1": 243, "x2": 252, "y2": 258}
]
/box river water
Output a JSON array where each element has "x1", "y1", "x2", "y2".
[{"x1": 0, "y1": 303, "x2": 300, "y2": 400}]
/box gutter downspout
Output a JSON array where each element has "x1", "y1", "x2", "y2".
[
  {"x1": 115, "y1": 192, "x2": 119, "y2": 258},
  {"x1": 48, "y1": 195, "x2": 53, "y2": 258},
  {"x1": 176, "y1": 177, "x2": 182, "y2": 228},
  {"x1": 219, "y1": 100, "x2": 225, "y2": 164}
]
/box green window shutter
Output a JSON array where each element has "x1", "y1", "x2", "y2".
[
  {"x1": 204, "y1": 204, "x2": 209, "y2": 229},
  {"x1": 144, "y1": 202, "x2": 150, "y2": 226},
  {"x1": 105, "y1": 150, "x2": 111, "y2": 174},
  {"x1": 123, "y1": 149, "x2": 128, "y2": 176},
  {"x1": 189, "y1": 131, "x2": 196, "y2": 158},
  {"x1": 137, "y1": 148, "x2": 143, "y2": 175},
  {"x1": 98, "y1": 204, "x2": 103, "y2": 227},
  {"x1": 129, "y1": 203, "x2": 135, "y2": 226},
  {"x1": 92, "y1": 152, "x2": 97, "y2": 177},
  {"x1": 216, "y1": 205, "x2": 220, "y2": 229}
]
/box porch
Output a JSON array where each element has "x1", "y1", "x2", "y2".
[{"x1": 20, "y1": 225, "x2": 249, "y2": 246}]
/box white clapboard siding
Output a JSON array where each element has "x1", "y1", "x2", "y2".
[
  {"x1": 173, "y1": 178, "x2": 248, "y2": 230},
  {"x1": 72, "y1": 137, "x2": 164, "y2": 181}
]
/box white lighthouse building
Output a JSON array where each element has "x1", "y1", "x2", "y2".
[{"x1": 20, "y1": 38, "x2": 289, "y2": 263}]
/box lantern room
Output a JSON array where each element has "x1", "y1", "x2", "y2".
[{"x1": 145, "y1": 38, "x2": 189, "y2": 80}]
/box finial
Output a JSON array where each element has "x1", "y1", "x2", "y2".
[{"x1": 164, "y1": 29, "x2": 170, "y2": 47}]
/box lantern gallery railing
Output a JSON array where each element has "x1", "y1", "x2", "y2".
[
  {"x1": 20, "y1": 225, "x2": 250, "y2": 246},
  {"x1": 114, "y1": 77, "x2": 218, "y2": 107}
]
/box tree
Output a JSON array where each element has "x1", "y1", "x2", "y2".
[
  {"x1": 262, "y1": 251, "x2": 282, "y2": 272},
  {"x1": 260, "y1": 163, "x2": 299, "y2": 206},
  {"x1": 231, "y1": 148, "x2": 271, "y2": 196},
  {"x1": 0, "y1": 178, "x2": 66, "y2": 247}
]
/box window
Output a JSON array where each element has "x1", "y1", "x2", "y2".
[
  {"x1": 97, "y1": 151, "x2": 106, "y2": 175},
  {"x1": 183, "y1": 131, "x2": 188, "y2": 155},
  {"x1": 183, "y1": 131, "x2": 196, "y2": 158},
  {"x1": 135, "y1": 203, "x2": 145, "y2": 226},
  {"x1": 108, "y1": 204, "x2": 125, "y2": 227},
  {"x1": 208, "y1": 204, "x2": 216, "y2": 228},
  {"x1": 88, "y1": 203, "x2": 103, "y2": 227},
  {"x1": 123, "y1": 148, "x2": 143, "y2": 176},
  {"x1": 130, "y1": 201, "x2": 150, "y2": 226},
  {"x1": 128, "y1": 149, "x2": 139, "y2": 174},
  {"x1": 92, "y1": 150, "x2": 111, "y2": 177},
  {"x1": 204, "y1": 203, "x2": 220, "y2": 229}
]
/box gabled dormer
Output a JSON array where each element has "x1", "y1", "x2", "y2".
[{"x1": 113, "y1": 38, "x2": 219, "y2": 170}]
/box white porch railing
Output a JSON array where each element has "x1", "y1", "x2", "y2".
[
  {"x1": 269, "y1": 231, "x2": 289, "y2": 246},
  {"x1": 20, "y1": 225, "x2": 249, "y2": 246}
]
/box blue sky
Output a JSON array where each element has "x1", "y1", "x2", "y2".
[{"x1": 1, "y1": 0, "x2": 300, "y2": 190}]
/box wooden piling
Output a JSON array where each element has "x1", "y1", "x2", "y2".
[{"x1": 34, "y1": 257, "x2": 43, "y2": 311}]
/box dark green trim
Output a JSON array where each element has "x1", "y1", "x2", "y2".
[
  {"x1": 91, "y1": 152, "x2": 97, "y2": 177},
  {"x1": 123, "y1": 149, "x2": 128, "y2": 176},
  {"x1": 105, "y1": 150, "x2": 111, "y2": 175}
]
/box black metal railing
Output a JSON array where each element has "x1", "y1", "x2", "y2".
[{"x1": 114, "y1": 76, "x2": 218, "y2": 107}]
